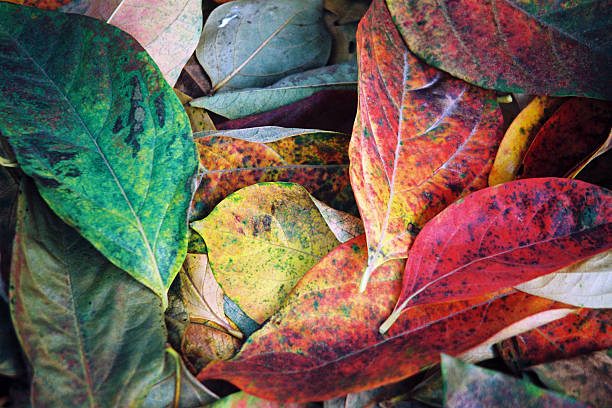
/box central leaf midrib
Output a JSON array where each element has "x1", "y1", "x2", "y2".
[{"x1": 1, "y1": 22, "x2": 162, "y2": 289}]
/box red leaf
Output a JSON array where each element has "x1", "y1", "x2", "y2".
[
  {"x1": 351, "y1": 0, "x2": 503, "y2": 289},
  {"x1": 382, "y1": 178, "x2": 612, "y2": 332},
  {"x1": 386, "y1": 0, "x2": 612, "y2": 99},
  {"x1": 197, "y1": 235, "x2": 570, "y2": 402},
  {"x1": 498, "y1": 308, "x2": 612, "y2": 370}
]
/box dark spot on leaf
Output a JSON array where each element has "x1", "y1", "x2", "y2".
[
  {"x1": 154, "y1": 94, "x2": 165, "y2": 128},
  {"x1": 34, "y1": 175, "x2": 60, "y2": 188},
  {"x1": 262, "y1": 215, "x2": 272, "y2": 232},
  {"x1": 113, "y1": 117, "x2": 124, "y2": 133}
]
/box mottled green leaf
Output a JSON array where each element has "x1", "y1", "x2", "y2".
[
  {"x1": 9, "y1": 180, "x2": 168, "y2": 407},
  {"x1": 142, "y1": 348, "x2": 218, "y2": 408},
  {"x1": 197, "y1": 0, "x2": 331, "y2": 92},
  {"x1": 442, "y1": 354, "x2": 590, "y2": 408},
  {"x1": 0, "y1": 4, "x2": 199, "y2": 305},
  {"x1": 190, "y1": 62, "x2": 357, "y2": 119},
  {"x1": 191, "y1": 182, "x2": 359, "y2": 323}
]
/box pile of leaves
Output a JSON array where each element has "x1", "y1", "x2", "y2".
[{"x1": 0, "y1": 0, "x2": 611, "y2": 407}]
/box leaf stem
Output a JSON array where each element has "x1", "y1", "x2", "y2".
[
  {"x1": 0, "y1": 155, "x2": 18, "y2": 167},
  {"x1": 379, "y1": 308, "x2": 402, "y2": 334},
  {"x1": 166, "y1": 347, "x2": 182, "y2": 408}
]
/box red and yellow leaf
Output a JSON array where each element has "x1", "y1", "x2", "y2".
[
  {"x1": 381, "y1": 178, "x2": 612, "y2": 332},
  {"x1": 351, "y1": 0, "x2": 503, "y2": 289},
  {"x1": 197, "y1": 235, "x2": 571, "y2": 402}
]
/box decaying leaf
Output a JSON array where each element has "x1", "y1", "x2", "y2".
[
  {"x1": 381, "y1": 178, "x2": 612, "y2": 332},
  {"x1": 197, "y1": 0, "x2": 331, "y2": 92},
  {"x1": 352, "y1": 0, "x2": 503, "y2": 290},
  {"x1": 387, "y1": 0, "x2": 612, "y2": 99},
  {"x1": 441, "y1": 354, "x2": 590, "y2": 408},
  {"x1": 516, "y1": 250, "x2": 612, "y2": 308},
  {"x1": 191, "y1": 182, "x2": 361, "y2": 324},
  {"x1": 191, "y1": 127, "x2": 355, "y2": 220},
  {"x1": 181, "y1": 322, "x2": 243, "y2": 374},
  {"x1": 197, "y1": 235, "x2": 572, "y2": 402},
  {"x1": 190, "y1": 62, "x2": 357, "y2": 120},
  {"x1": 0, "y1": 4, "x2": 199, "y2": 305}
]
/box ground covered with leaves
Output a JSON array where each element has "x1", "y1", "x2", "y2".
[{"x1": 0, "y1": 0, "x2": 611, "y2": 407}]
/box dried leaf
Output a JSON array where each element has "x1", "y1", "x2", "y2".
[
  {"x1": 324, "y1": 0, "x2": 370, "y2": 24},
  {"x1": 515, "y1": 250, "x2": 612, "y2": 307},
  {"x1": 530, "y1": 348, "x2": 612, "y2": 408},
  {"x1": 197, "y1": 0, "x2": 331, "y2": 92},
  {"x1": 190, "y1": 127, "x2": 355, "y2": 221},
  {"x1": 488, "y1": 96, "x2": 563, "y2": 186},
  {"x1": 352, "y1": 0, "x2": 503, "y2": 289},
  {"x1": 181, "y1": 323, "x2": 242, "y2": 374},
  {"x1": 441, "y1": 354, "x2": 590, "y2": 408},
  {"x1": 175, "y1": 55, "x2": 213, "y2": 98},
  {"x1": 381, "y1": 178, "x2": 612, "y2": 332},
  {"x1": 174, "y1": 89, "x2": 217, "y2": 132},
  {"x1": 190, "y1": 62, "x2": 357, "y2": 119},
  {"x1": 197, "y1": 235, "x2": 571, "y2": 402},
  {"x1": 387, "y1": 0, "x2": 612, "y2": 99},
  {"x1": 0, "y1": 4, "x2": 199, "y2": 306}
]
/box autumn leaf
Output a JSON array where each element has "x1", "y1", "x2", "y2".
[
  {"x1": 174, "y1": 89, "x2": 217, "y2": 132},
  {"x1": 10, "y1": 179, "x2": 168, "y2": 407},
  {"x1": 197, "y1": 0, "x2": 331, "y2": 92},
  {"x1": 181, "y1": 322, "x2": 243, "y2": 374},
  {"x1": 441, "y1": 354, "x2": 590, "y2": 408},
  {"x1": 191, "y1": 182, "x2": 360, "y2": 324},
  {"x1": 386, "y1": 0, "x2": 612, "y2": 99},
  {"x1": 352, "y1": 0, "x2": 503, "y2": 290},
  {"x1": 0, "y1": 4, "x2": 199, "y2": 305},
  {"x1": 381, "y1": 178, "x2": 612, "y2": 332},
  {"x1": 191, "y1": 127, "x2": 355, "y2": 220},
  {"x1": 209, "y1": 391, "x2": 306, "y2": 408},
  {"x1": 197, "y1": 235, "x2": 571, "y2": 402}
]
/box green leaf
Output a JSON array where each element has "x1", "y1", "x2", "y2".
[
  {"x1": 190, "y1": 62, "x2": 357, "y2": 119},
  {"x1": 9, "y1": 180, "x2": 168, "y2": 407},
  {"x1": 197, "y1": 0, "x2": 331, "y2": 93},
  {"x1": 194, "y1": 127, "x2": 342, "y2": 143},
  {"x1": 0, "y1": 4, "x2": 199, "y2": 305}
]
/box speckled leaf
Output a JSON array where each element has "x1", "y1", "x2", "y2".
[
  {"x1": 216, "y1": 89, "x2": 358, "y2": 135},
  {"x1": 209, "y1": 391, "x2": 306, "y2": 408},
  {"x1": 441, "y1": 354, "x2": 590, "y2": 408},
  {"x1": 352, "y1": 0, "x2": 503, "y2": 290},
  {"x1": 0, "y1": 4, "x2": 199, "y2": 305},
  {"x1": 9, "y1": 180, "x2": 167, "y2": 407},
  {"x1": 191, "y1": 182, "x2": 343, "y2": 324},
  {"x1": 64, "y1": 0, "x2": 203, "y2": 86},
  {"x1": 142, "y1": 348, "x2": 218, "y2": 408},
  {"x1": 190, "y1": 128, "x2": 354, "y2": 221},
  {"x1": 190, "y1": 62, "x2": 357, "y2": 119},
  {"x1": 516, "y1": 250, "x2": 612, "y2": 307},
  {"x1": 382, "y1": 178, "x2": 612, "y2": 331},
  {"x1": 196, "y1": 0, "x2": 331, "y2": 92},
  {"x1": 530, "y1": 348, "x2": 612, "y2": 408},
  {"x1": 180, "y1": 253, "x2": 242, "y2": 337},
  {"x1": 386, "y1": 0, "x2": 612, "y2": 99},
  {"x1": 497, "y1": 308, "x2": 612, "y2": 370},
  {"x1": 519, "y1": 98, "x2": 612, "y2": 178},
  {"x1": 197, "y1": 235, "x2": 570, "y2": 402},
  {"x1": 488, "y1": 96, "x2": 563, "y2": 186}
]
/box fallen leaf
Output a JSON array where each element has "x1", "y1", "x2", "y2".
[
  {"x1": 197, "y1": 235, "x2": 571, "y2": 402},
  {"x1": 180, "y1": 253, "x2": 242, "y2": 337},
  {"x1": 497, "y1": 308, "x2": 612, "y2": 370},
  {"x1": 197, "y1": 0, "x2": 331, "y2": 92},
  {"x1": 381, "y1": 178, "x2": 612, "y2": 332},
  {"x1": 529, "y1": 348, "x2": 612, "y2": 408},
  {"x1": 567, "y1": 129, "x2": 612, "y2": 179},
  {"x1": 175, "y1": 55, "x2": 213, "y2": 98},
  {"x1": 515, "y1": 250, "x2": 612, "y2": 308},
  {"x1": 174, "y1": 89, "x2": 217, "y2": 132},
  {"x1": 519, "y1": 98, "x2": 612, "y2": 178},
  {"x1": 387, "y1": 0, "x2": 612, "y2": 99},
  {"x1": 216, "y1": 89, "x2": 358, "y2": 135},
  {"x1": 209, "y1": 391, "x2": 306, "y2": 408},
  {"x1": 441, "y1": 354, "x2": 590, "y2": 408},
  {"x1": 2, "y1": 0, "x2": 70, "y2": 9},
  {"x1": 310, "y1": 196, "x2": 364, "y2": 243},
  {"x1": 68, "y1": 0, "x2": 203, "y2": 86},
  {"x1": 325, "y1": 15, "x2": 359, "y2": 64},
  {"x1": 0, "y1": 4, "x2": 199, "y2": 306},
  {"x1": 324, "y1": 0, "x2": 370, "y2": 24},
  {"x1": 190, "y1": 127, "x2": 355, "y2": 221},
  {"x1": 10, "y1": 179, "x2": 167, "y2": 407},
  {"x1": 190, "y1": 62, "x2": 357, "y2": 119},
  {"x1": 191, "y1": 182, "x2": 346, "y2": 324},
  {"x1": 352, "y1": 0, "x2": 503, "y2": 290},
  {"x1": 488, "y1": 96, "x2": 563, "y2": 186},
  {"x1": 181, "y1": 322, "x2": 243, "y2": 374}
]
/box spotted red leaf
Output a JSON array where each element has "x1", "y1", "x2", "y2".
[
  {"x1": 497, "y1": 308, "x2": 612, "y2": 370},
  {"x1": 381, "y1": 178, "x2": 612, "y2": 332},
  {"x1": 351, "y1": 0, "x2": 503, "y2": 289},
  {"x1": 386, "y1": 0, "x2": 612, "y2": 99},
  {"x1": 197, "y1": 235, "x2": 570, "y2": 402}
]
